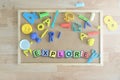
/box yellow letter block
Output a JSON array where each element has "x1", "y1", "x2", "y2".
[{"x1": 49, "y1": 50, "x2": 56, "y2": 58}]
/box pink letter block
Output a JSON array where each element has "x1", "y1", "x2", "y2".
[{"x1": 57, "y1": 50, "x2": 64, "y2": 58}]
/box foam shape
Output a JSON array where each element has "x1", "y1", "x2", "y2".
[
  {"x1": 57, "y1": 50, "x2": 64, "y2": 58},
  {"x1": 78, "y1": 15, "x2": 89, "y2": 22},
  {"x1": 39, "y1": 12, "x2": 49, "y2": 19},
  {"x1": 65, "y1": 50, "x2": 73, "y2": 58},
  {"x1": 72, "y1": 22, "x2": 82, "y2": 32},
  {"x1": 37, "y1": 23, "x2": 44, "y2": 31},
  {"x1": 43, "y1": 18, "x2": 51, "y2": 27},
  {"x1": 73, "y1": 51, "x2": 81, "y2": 58},
  {"x1": 40, "y1": 29, "x2": 48, "y2": 38},
  {"x1": 49, "y1": 50, "x2": 56, "y2": 58},
  {"x1": 23, "y1": 48, "x2": 32, "y2": 56},
  {"x1": 80, "y1": 33, "x2": 88, "y2": 40},
  {"x1": 87, "y1": 31, "x2": 99, "y2": 37},
  {"x1": 86, "y1": 21, "x2": 92, "y2": 27},
  {"x1": 32, "y1": 50, "x2": 41, "y2": 58},
  {"x1": 35, "y1": 37, "x2": 41, "y2": 43},
  {"x1": 19, "y1": 39, "x2": 30, "y2": 50},
  {"x1": 90, "y1": 13, "x2": 95, "y2": 21},
  {"x1": 22, "y1": 12, "x2": 38, "y2": 25},
  {"x1": 75, "y1": 2, "x2": 85, "y2": 7},
  {"x1": 23, "y1": 50, "x2": 29, "y2": 56},
  {"x1": 104, "y1": 16, "x2": 118, "y2": 31},
  {"x1": 64, "y1": 12, "x2": 74, "y2": 22},
  {"x1": 84, "y1": 21, "x2": 92, "y2": 29},
  {"x1": 30, "y1": 32, "x2": 38, "y2": 40},
  {"x1": 87, "y1": 49, "x2": 99, "y2": 63},
  {"x1": 60, "y1": 22, "x2": 71, "y2": 28},
  {"x1": 51, "y1": 10, "x2": 59, "y2": 28},
  {"x1": 84, "y1": 21, "x2": 87, "y2": 29},
  {"x1": 57, "y1": 32, "x2": 61, "y2": 39},
  {"x1": 21, "y1": 24, "x2": 33, "y2": 34},
  {"x1": 97, "y1": 26, "x2": 100, "y2": 30},
  {"x1": 87, "y1": 38, "x2": 95, "y2": 46},
  {"x1": 41, "y1": 49, "x2": 49, "y2": 57},
  {"x1": 48, "y1": 31, "x2": 54, "y2": 42}
]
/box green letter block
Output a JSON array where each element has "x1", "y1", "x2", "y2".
[
  {"x1": 73, "y1": 51, "x2": 81, "y2": 58},
  {"x1": 32, "y1": 50, "x2": 41, "y2": 58}
]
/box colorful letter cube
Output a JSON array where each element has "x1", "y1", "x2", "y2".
[
  {"x1": 73, "y1": 51, "x2": 81, "y2": 58},
  {"x1": 81, "y1": 51, "x2": 89, "y2": 59},
  {"x1": 57, "y1": 50, "x2": 64, "y2": 58},
  {"x1": 32, "y1": 50, "x2": 41, "y2": 58},
  {"x1": 41, "y1": 49, "x2": 49, "y2": 57},
  {"x1": 49, "y1": 50, "x2": 56, "y2": 58},
  {"x1": 65, "y1": 50, "x2": 73, "y2": 58}
]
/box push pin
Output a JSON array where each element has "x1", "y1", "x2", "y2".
[{"x1": 48, "y1": 31, "x2": 54, "y2": 42}]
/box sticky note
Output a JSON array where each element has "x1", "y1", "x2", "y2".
[
  {"x1": 73, "y1": 51, "x2": 81, "y2": 58},
  {"x1": 22, "y1": 12, "x2": 38, "y2": 25},
  {"x1": 41, "y1": 49, "x2": 49, "y2": 57},
  {"x1": 49, "y1": 50, "x2": 56, "y2": 58},
  {"x1": 65, "y1": 50, "x2": 73, "y2": 58},
  {"x1": 57, "y1": 50, "x2": 64, "y2": 58},
  {"x1": 32, "y1": 50, "x2": 41, "y2": 58}
]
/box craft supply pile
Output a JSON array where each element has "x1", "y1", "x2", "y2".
[{"x1": 19, "y1": 10, "x2": 101, "y2": 63}]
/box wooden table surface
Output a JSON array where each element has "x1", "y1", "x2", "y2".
[{"x1": 0, "y1": 0, "x2": 120, "y2": 80}]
